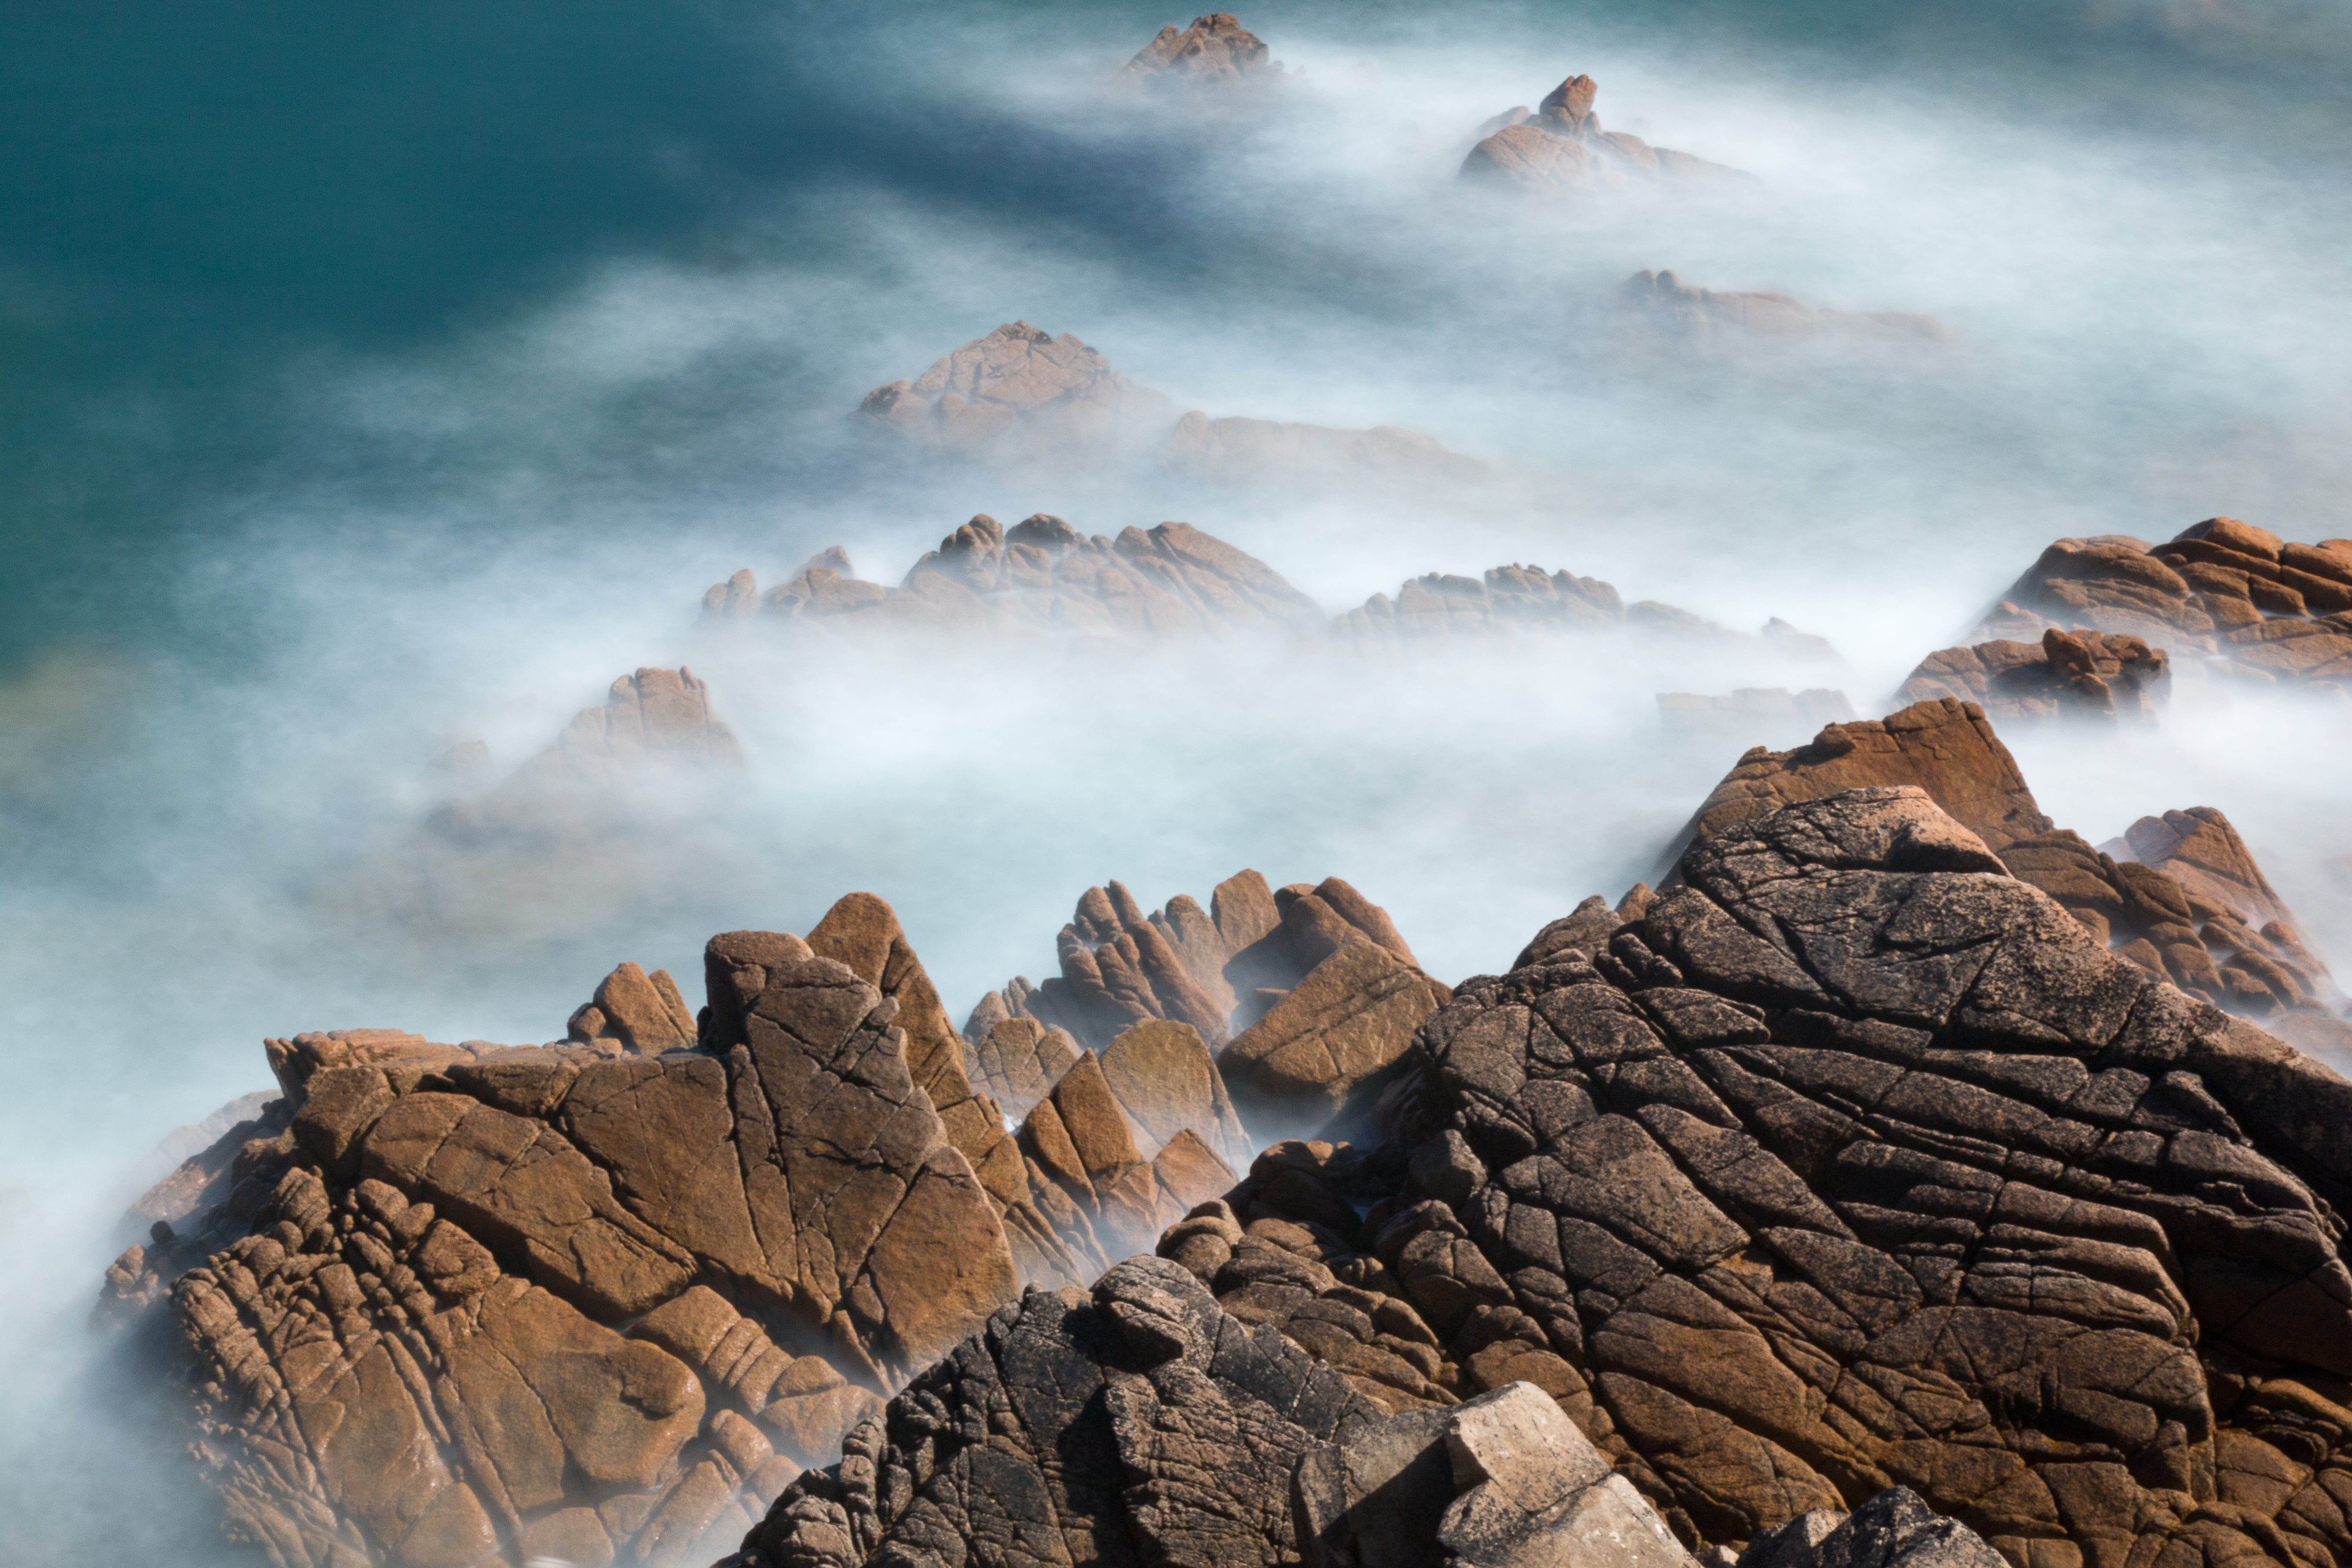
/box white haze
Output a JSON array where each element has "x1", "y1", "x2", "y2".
[{"x1": 3, "y1": 3, "x2": 2350, "y2": 1561}]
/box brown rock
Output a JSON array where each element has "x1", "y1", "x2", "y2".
[
  {"x1": 1098, "y1": 1017, "x2": 1255, "y2": 1168},
  {"x1": 1895, "y1": 631, "x2": 2169, "y2": 725},
  {"x1": 1121, "y1": 12, "x2": 1278, "y2": 82},
  {"x1": 566, "y1": 960, "x2": 697, "y2": 1053},
  {"x1": 1462, "y1": 76, "x2": 1746, "y2": 194},
  {"x1": 1221, "y1": 940, "x2": 1453, "y2": 1137}
]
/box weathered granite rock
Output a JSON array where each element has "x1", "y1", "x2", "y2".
[
  {"x1": 970, "y1": 870, "x2": 1450, "y2": 1142},
  {"x1": 1334, "y1": 565, "x2": 1836, "y2": 662},
  {"x1": 1739, "y1": 1488, "x2": 2009, "y2": 1568},
  {"x1": 1395, "y1": 787, "x2": 2352, "y2": 1564},
  {"x1": 1620, "y1": 270, "x2": 1951, "y2": 349},
  {"x1": 569, "y1": 961, "x2": 700, "y2": 1053},
  {"x1": 1462, "y1": 77, "x2": 1747, "y2": 196},
  {"x1": 856, "y1": 322, "x2": 1176, "y2": 456},
  {"x1": 1678, "y1": 698, "x2": 2343, "y2": 1023},
  {"x1": 1121, "y1": 12, "x2": 1279, "y2": 83},
  {"x1": 1978, "y1": 520, "x2": 2352, "y2": 695},
  {"x1": 1897, "y1": 631, "x2": 2170, "y2": 725},
  {"x1": 99, "y1": 901, "x2": 1029, "y2": 1568},
  {"x1": 700, "y1": 514, "x2": 1326, "y2": 638}
]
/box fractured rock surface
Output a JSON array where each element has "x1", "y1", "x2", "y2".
[
  {"x1": 99, "y1": 902, "x2": 1033, "y2": 1568},
  {"x1": 1979, "y1": 519, "x2": 2352, "y2": 696},
  {"x1": 1898, "y1": 631, "x2": 2170, "y2": 726},
  {"x1": 1681, "y1": 698, "x2": 2343, "y2": 1024},
  {"x1": 857, "y1": 322, "x2": 1176, "y2": 457},
  {"x1": 1463, "y1": 75, "x2": 1748, "y2": 196}
]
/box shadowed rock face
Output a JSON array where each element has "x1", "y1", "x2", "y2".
[
  {"x1": 1138, "y1": 787, "x2": 2352, "y2": 1568},
  {"x1": 1897, "y1": 631, "x2": 2171, "y2": 726},
  {"x1": 1461, "y1": 75, "x2": 1747, "y2": 196},
  {"x1": 1980, "y1": 519, "x2": 2352, "y2": 695}
]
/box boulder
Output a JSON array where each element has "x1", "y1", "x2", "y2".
[
  {"x1": 854, "y1": 321, "x2": 1175, "y2": 456},
  {"x1": 567, "y1": 961, "x2": 699, "y2": 1053}
]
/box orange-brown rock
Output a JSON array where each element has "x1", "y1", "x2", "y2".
[
  {"x1": 1978, "y1": 519, "x2": 2352, "y2": 694},
  {"x1": 1120, "y1": 12, "x2": 1278, "y2": 83},
  {"x1": 1896, "y1": 629, "x2": 2170, "y2": 724},
  {"x1": 567, "y1": 961, "x2": 698, "y2": 1053},
  {"x1": 854, "y1": 321, "x2": 1175, "y2": 456},
  {"x1": 700, "y1": 513, "x2": 1326, "y2": 639},
  {"x1": 101, "y1": 900, "x2": 1027, "y2": 1568},
  {"x1": 1461, "y1": 76, "x2": 1747, "y2": 196}
]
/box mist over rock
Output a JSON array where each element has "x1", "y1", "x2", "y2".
[
  {"x1": 701, "y1": 514, "x2": 1326, "y2": 637},
  {"x1": 1120, "y1": 12, "x2": 1278, "y2": 84},
  {"x1": 1462, "y1": 75, "x2": 1749, "y2": 197},
  {"x1": 1897, "y1": 629, "x2": 2171, "y2": 725},
  {"x1": 1980, "y1": 518, "x2": 2352, "y2": 694},
  {"x1": 1659, "y1": 687, "x2": 1858, "y2": 738},
  {"x1": 727, "y1": 777, "x2": 2352, "y2": 1568},
  {"x1": 854, "y1": 321, "x2": 1485, "y2": 484},
  {"x1": 1619, "y1": 269, "x2": 1954, "y2": 351}
]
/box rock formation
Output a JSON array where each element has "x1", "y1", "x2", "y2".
[
  {"x1": 1332, "y1": 564, "x2": 1841, "y2": 661},
  {"x1": 699, "y1": 514, "x2": 1326, "y2": 638},
  {"x1": 964, "y1": 870, "x2": 1452, "y2": 1142},
  {"x1": 853, "y1": 322, "x2": 1479, "y2": 482},
  {"x1": 1897, "y1": 631, "x2": 2170, "y2": 726},
  {"x1": 1978, "y1": 519, "x2": 2352, "y2": 695},
  {"x1": 1619, "y1": 270, "x2": 1952, "y2": 349},
  {"x1": 1121, "y1": 12, "x2": 1278, "y2": 83},
  {"x1": 856, "y1": 322, "x2": 1176, "y2": 457},
  {"x1": 1462, "y1": 75, "x2": 1747, "y2": 196},
  {"x1": 1678, "y1": 698, "x2": 2341, "y2": 1022},
  {"x1": 724, "y1": 780, "x2": 2349, "y2": 1568}
]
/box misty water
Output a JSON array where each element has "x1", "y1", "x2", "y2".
[{"x1": 5, "y1": 1, "x2": 2352, "y2": 1560}]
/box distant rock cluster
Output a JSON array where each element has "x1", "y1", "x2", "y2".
[
  {"x1": 1120, "y1": 12, "x2": 1277, "y2": 84},
  {"x1": 1619, "y1": 268, "x2": 1954, "y2": 349}
]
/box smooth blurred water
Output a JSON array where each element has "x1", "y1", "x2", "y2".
[{"x1": 4, "y1": 3, "x2": 2352, "y2": 1561}]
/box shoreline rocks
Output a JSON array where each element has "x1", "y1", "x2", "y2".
[{"x1": 1462, "y1": 75, "x2": 1749, "y2": 197}]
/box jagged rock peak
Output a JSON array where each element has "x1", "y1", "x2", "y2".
[
  {"x1": 1121, "y1": 12, "x2": 1279, "y2": 82},
  {"x1": 1462, "y1": 74, "x2": 1748, "y2": 195}
]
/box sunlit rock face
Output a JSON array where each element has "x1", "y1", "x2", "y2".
[
  {"x1": 1461, "y1": 75, "x2": 1749, "y2": 196},
  {"x1": 727, "y1": 782, "x2": 2352, "y2": 1568},
  {"x1": 1897, "y1": 630, "x2": 2171, "y2": 726},
  {"x1": 1678, "y1": 698, "x2": 2341, "y2": 1023},
  {"x1": 1981, "y1": 518, "x2": 2352, "y2": 696},
  {"x1": 1119, "y1": 12, "x2": 1279, "y2": 85},
  {"x1": 95, "y1": 879, "x2": 1376, "y2": 1567}
]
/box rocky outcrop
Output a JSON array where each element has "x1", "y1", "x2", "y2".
[
  {"x1": 966, "y1": 870, "x2": 1451, "y2": 1142},
  {"x1": 568, "y1": 961, "x2": 700, "y2": 1053},
  {"x1": 1462, "y1": 76, "x2": 1747, "y2": 196},
  {"x1": 1897, "y1": 631, "x2": 2170, "y2": 726},
  {"x1": 1739, "y1": 1488, "x2": 2009, "y2": 1568},
  {"x1": 1620, "y1": 270, "x2": 1951, "y2": 349},
  {"x1": 1164, "y1": 411, "x2": 1489, "y2": 485},
  {"x1": 856, "y1": 322, "x2": 1175, "y2": 456},
  {"x1": 1680, "y1": 698, "x2": 2342, "y2": 1023},
  {"x1": 98, "y1": 900, "x2": 1037, "y2": 1568},
  {"x1": 1334, "y1": 565, "x2": 1842, "y2": 661},
  {"x1": 1978, "y1": 519, "x2": 2352, "y2": 695},
  {"x1": 1121, "y1": 12, "x2": 1278, "y2": 83},
  {"x1": 1152, "y1": 787, "x2": 2352, "y2": 1567},
  {"x1": 699, "y1": 514, "x2": 1326, "y2": 638}
]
